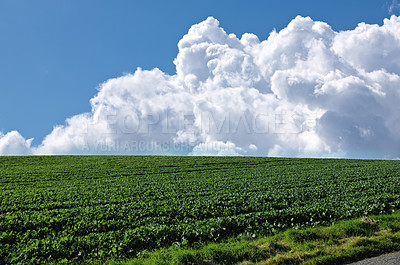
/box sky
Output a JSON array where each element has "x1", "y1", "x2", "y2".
[{"x1": 1, "y1": 0, "x2": 400, "y2": 158}]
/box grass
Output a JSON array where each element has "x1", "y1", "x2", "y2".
[{"x1": 109, "y1": 210, "x2": 400, "y2": 265}]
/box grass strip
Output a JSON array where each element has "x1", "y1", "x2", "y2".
[{"x1": 109, "y1": 210, "x2": 400, "y2": 265}]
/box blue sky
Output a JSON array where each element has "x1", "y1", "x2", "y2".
[
  {"x1": 1, "y1": 0, "x2": 400, "y2": 158},
  {"x1": 0, "y1": 0, "x2": 397, "y2": 144}
]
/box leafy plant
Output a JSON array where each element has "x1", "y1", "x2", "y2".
[{"x1": 0, "y1": 156, "x2": 399, "y2": 263}]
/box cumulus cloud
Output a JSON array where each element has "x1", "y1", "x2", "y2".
[
  {"x1": 0, "y1": 131, "x2": 33, "y2": 155},
  {"x1": 2, "y1": 15, "x2": 400, "y2": 158}
]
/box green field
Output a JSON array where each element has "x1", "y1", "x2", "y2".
[{"x1": 1, "y1": 156, "x2": 400, "y2": 264}]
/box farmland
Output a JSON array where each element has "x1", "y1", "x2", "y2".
[{"x1": 0, "y1": 156, "x2": 400, "y2": 264}]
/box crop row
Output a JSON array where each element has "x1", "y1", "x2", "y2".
[{"x1": 0, "y1": 156, "x2": 399, "y2": 263}]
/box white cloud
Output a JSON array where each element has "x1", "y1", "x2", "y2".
[
  {"x1": 332, "y1": 16, "x2": 400, "y2": 73},
  {"x1": 0, "y1": 131, "x2": 33, "y2": 155},
  {"x1": 189, "y1": 141, "x2": 242, "y2": 156},
  {"x1": 2, "y1": 15, "x2": 400, "y2": 158}
]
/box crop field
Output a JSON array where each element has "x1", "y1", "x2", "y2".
[{"x1": 1, "y1": 156, "x2": 400, "y2": 264}]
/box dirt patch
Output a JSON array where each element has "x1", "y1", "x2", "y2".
[{"x1": 361, "y1": 217, "x2": 378, "y2": 224}]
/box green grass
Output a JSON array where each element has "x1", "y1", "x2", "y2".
[
  {"x1": 0, "y1": 156, "x2": 400, "y2": 264},
  {"x1": 109, "y1": 211, "x2": 400, "y2": 265}
]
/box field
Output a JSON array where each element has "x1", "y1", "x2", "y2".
[{"x1": 1, "y1": 156, "x2": 400, "y2": 264}]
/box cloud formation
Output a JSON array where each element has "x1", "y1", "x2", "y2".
[
  {"x1": 0, "y1": 131, "x2": 33, "y2": 155},
  {"x1": 2, "y1": 16, "x2": 400, "y2": 158}
]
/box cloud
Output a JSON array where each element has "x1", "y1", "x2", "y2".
[
  {"x1": 0, "y1": 131, "x2": 33, "y2": 155},
  {"x1": 2, "y1": 15, "x2": 400, "y2": 158},
  {"x1": 189, "y1": 141, "x2": 243, "y2": 156}
]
